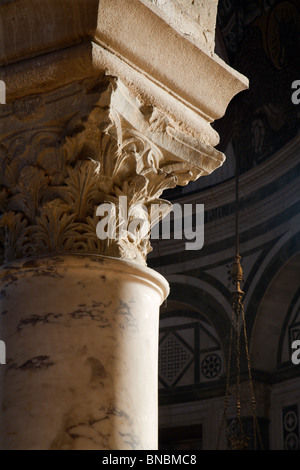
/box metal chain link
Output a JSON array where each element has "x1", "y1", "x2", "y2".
[
  {"x1": 216, "y1": 307, "x2": 235, "y2": 450},
  {"x1": 241, "y1": 305, "x2": 264, "y2": 450}
]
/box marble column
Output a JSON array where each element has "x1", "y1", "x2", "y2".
[
  {"x1": 0, "y1": 255, "x2": 168, "y2": 449},
  {"x1": 0, "y1": 0, "x2": 248, "y2": 449}
]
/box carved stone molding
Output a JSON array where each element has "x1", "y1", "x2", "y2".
[
  {"x1": 1, "y1": 0, "x2": 248, "y2": 126},
  {"x1": 0, "y1": 75, "x2": 227, "y2": 265}
]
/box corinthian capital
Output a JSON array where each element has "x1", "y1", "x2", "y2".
[{"x1": 0, "y1": 0, "x2": 248, "y2": 265}]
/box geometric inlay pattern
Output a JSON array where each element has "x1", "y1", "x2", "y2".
[
  {"x1": 284, "y1": 433, "x2": 299, "y2": 450},
  {"x1": 283, "y1": 405, "x2": 299, "y2": 450},
  {"x1": 201, "y1": 353, "x2": 222, "y2": 379},
  {"x1": 284, "y1": 411, "x2": 298, "y2": 432},
  {"x1": 159, "y1": 333, "x2": 192, "y2": 386}
]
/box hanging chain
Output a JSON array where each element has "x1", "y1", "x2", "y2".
[
  {"x1": 216, "y1": 307, "x2": 235, "y2": 450},
  {"x1": 227, "y1": 256, "x2": 249, "y2": 450},
  {"x1": 241, "y1": 305, "x2": 264, "y2": 450},
  {"x1": 235, "y1": 303, "x2": 241, "y2": 427},
  {"x1": 217, "y1": 254, "x2": 263, "y2": 450}
]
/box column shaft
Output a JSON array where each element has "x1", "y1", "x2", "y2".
[{"x1": 0, "y1": 255, "x2": 168, "y2": 450}]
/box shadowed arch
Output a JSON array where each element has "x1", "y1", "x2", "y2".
[
  {"x1": 250, "y1": 251, "x2": 300, "y2": 373},
  {"x1": 245, "y1": 232, "x2": 300, "y2": 343},
  {"x1": 161, "y1": 279, "x2": 233, "y2": 362}
]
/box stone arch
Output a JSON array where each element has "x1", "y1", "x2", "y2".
[
  {"x1": 161, "y1": 275, "x2": 233, "y2": 361},
  {"x1": 251, "y1": 251, "x2": 300, "y2": 373}
]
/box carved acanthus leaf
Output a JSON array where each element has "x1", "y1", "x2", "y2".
[
  {"x1": 0, "y1": 212, "x2": 29, "y2": 264},
  {"x1": 0, "y1": 77, "x2": 225, "y2": 264},
  {"x1": 60, "y1": 160, "x2": 102, "y2": 222}
]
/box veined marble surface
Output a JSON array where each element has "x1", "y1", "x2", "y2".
[{"x1": 0, "y1": 254, "x2": 169, "y2": 450}]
